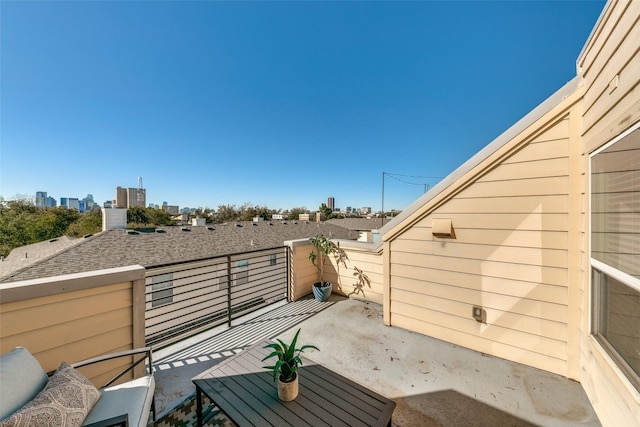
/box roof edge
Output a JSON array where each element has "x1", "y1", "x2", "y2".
[{"x1": 380, "y1": 76, "x2": 581, "y2": 240}]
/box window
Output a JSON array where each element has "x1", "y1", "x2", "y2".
[
  {"x1": 235, "y1": 260, "x2": 249, "y2": 286},
  {"x1": 151, "y1": 273, "x2": 174, "y2": 307},
  {"x1": 270, "y1": 254, "x2": 277, "y2": 266},
  {"x1": 590, "y1": 123, "x2": 640, "y2": 391}
]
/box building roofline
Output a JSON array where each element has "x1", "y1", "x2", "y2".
[{"x1": 379, "y1": 76, "x2": 581, "y2": 240}]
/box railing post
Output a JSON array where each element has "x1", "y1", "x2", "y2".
[{"x1": 226, "y1": 255, "x2": 232, "y2": 327}]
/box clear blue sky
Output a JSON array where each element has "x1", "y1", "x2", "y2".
[{"x1": 1, "y1": 0, "x2": 604, "y2": 212}]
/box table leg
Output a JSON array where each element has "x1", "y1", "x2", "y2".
[{"x1": 196, "y1": 386, "x2": 203, "y2": 427}]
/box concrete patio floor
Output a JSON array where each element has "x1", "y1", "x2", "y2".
[{"x1": 152, "y1": 295, "x2": 601, "y2": 427}]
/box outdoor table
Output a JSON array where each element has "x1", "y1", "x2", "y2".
[{"x1": 192, "y1": 339, "x2": 396, "y2": 426}]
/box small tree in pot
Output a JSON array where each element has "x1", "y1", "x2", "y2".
[
  {"x1": 262, "y1": 328, "x2": 319, "y2": 401},
  {"x1": 308, "y1": 234, "x2": 339, "y2": 301}
]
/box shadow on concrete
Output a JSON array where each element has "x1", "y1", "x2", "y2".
[{"x1": 393, "y1": 389, "x2": 538, "y2": 427}]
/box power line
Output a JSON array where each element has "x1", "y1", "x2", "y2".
[{"x1": 381, "y1": 172, "x2": 444, "y2": 225}]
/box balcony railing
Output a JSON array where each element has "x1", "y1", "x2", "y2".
[{"x1": 144, "y1": 246, "x2": 289, "y2": 348}]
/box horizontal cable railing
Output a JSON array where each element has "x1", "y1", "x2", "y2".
[{"x1": 144, "y1": 246, "x2": 289, "y2": 348}]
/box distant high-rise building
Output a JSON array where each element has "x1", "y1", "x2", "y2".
[
  {"x1": 35, "y1": 191, "x2": 47, "y2": 208},
  {"x1": 115, "y1": 187, "x2": 127, "y2": 208},
  {"x1": 60, "y1": 197, "x2": 68, "y2": 208},
  {"x1": 67, "y1": 198, "x2": 80, "y2": 211},
  {"x1": 45, "y1": 196, "x2": 56, "y2": 208},
  {"x1": 114, "y1": 185, "x2": 146, "y2": 208},
  {"x1": 327, "y1": 196, "x2": 335, "y2": 211},
  {"x1": 127, "y1": 188, "x2": 146, "y2": 208}
]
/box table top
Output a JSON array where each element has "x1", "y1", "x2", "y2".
[{"x1": 193, "y1": 339, "x2": 396, "y2": 427}]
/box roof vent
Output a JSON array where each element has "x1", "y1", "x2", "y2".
[
  {"x1": 83, "y1": 234, "x2": 93, "y2": 239},
  {"x1": 252, "y1": 223, "x2": 258, "y2": 226},
  {"x1": 181, "y1": 227, "x2": 191, "y2": 232},
  {"x1": 49, "y1": 238, "x2": 58, "y2": 243},
  {"x1": 236, "y1": 224, "x2": 243, "y2": 227},
  {"x1": 268, "y1": 223, "x2": 273, "y2": 226},
  {"x1": 207, "y1": 227, "x2": 215, "y2": 231},
  {"x1": 156, "y1": 229, "x2": 166, "y2": 234},
  {"x1": 127, "y1": 230, "x2": 139, "y2": 235},
  {"x1": 282, "y1": 222, "x2": 287, "y2": 225}
]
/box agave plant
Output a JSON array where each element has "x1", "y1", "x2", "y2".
[{"x1": 262, "y1": 328, "x2": 319, "y2": 382}]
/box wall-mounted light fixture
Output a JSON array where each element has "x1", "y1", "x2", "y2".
[
  {"x1": 432, "y1": 218, "x2": 455, "y2": 238},
  {"x1": 472, "y1": 306, "x2": 487, "y2": 323}
]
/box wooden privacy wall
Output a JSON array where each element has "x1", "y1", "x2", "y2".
[
  {"x1": 287, "y1": 239, "x2": 384, "y2": 304},
  {"x1": 388, "y1": 114, "x2": 576, "y2": 377},
  {"x1": 287, "y1": 240, "x2": 317, "y2": 301},
  {"x1": 326, "y1": 244, "x2": 383, "y2": 304},
  {"x1": 0, "y1": 266, "x2": 145, "y2": 387}
]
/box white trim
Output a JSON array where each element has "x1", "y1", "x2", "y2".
[
  {"x1": 591, "y1": 258, "x2": 640, "y2": 293},
  {"x1": 589, "y1": 120, "x2": 640, "y2": 158}
]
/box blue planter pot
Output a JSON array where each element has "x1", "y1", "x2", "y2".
[{"x1": 312, "y1": 282, "x2": 332, "y2": 302}]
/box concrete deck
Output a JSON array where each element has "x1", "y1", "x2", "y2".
[{"x1": 153, "y1": 295, "x2": 601, "y2": 427}]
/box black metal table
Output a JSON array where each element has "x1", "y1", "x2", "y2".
[{"x1": 192, "y1": 340, "x2": 396, "y2": 427}]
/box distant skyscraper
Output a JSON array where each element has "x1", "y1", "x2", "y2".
[
  {"x1": 115, "y1": 186, "x2": 127, "y2": 208},
  {"x1": 114, "y1": 185, "x2": 146, "y2": 208},
  {"x1": 327, "y1": 196, "x2": 335, "y2": 211},
  {"x1": 35, "y1": 191, "x2": 47, "y2": 208},
  {"x1": 67, "y1": 198, "x2": 80, "y2": 211}
]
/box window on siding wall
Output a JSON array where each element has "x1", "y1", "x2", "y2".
[
  {"x1": 151, "y1": 273, "x2": 174, "y2": 307},
  {"x1": 270, "y1": 254, "x2": 277, "y2": 266},
  {"x1": 235, "y1": 260, "x2": 249, "y2": 286},
  {"x1": 590, "y1": 123, "x2": 640, "y2": 391}
]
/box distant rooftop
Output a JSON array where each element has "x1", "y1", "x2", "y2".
[
  {"x1": 326, "y1": 217, "x2": 385, "y2": 231},
  {"x1": 0, "y1": 221, "x2": 357, "y2": 283}
]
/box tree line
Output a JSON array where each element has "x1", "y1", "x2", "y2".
[{"x1": 0, "y1": 198, "x2": 343, "y2": 258}]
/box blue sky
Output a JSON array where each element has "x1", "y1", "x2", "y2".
[{"x1": 1, "y1": 1, "x2": 604, "y2": 212}]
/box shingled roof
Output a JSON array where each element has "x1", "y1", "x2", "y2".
[{"x1": 0, "y1": 221, "x2": 357, "y2": 283}]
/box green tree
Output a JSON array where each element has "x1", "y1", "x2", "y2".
[
  {"x1": 213, "y1": 204, "x2": 239, "y2": 223},
  {"x1": 240, "y1": 204, "x2": 273, "y2": 222},
  {"x1": 0, "y1": 198, "x2": 81, "y2": 257},
  {"x1": 67, "y1": 209, "x2": 102, "y2": 237},
  {"x1": 318, "y1": 203, "x2": 338, "y2": 220},
  {"x1": 146, "y1": 208, "x2": 175, "y2": 226},
  {"x1": 127, "y1": 206, "x2": 149, "y2": 225},
  {"x1": 286, "y1": 207, "x2": 308, "y2": 221}
]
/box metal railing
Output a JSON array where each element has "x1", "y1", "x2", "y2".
[{"x1": 144, "y1": 246, "x2": 289, "y2": 348}]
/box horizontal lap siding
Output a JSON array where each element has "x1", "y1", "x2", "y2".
[
  {"x1": 0, "y1": 281, "x2": 135, "y2": 386},
  {"x1": 390, "y1": 117, "x2": 572, "y2": 376},
  {"x1": 578, "y1": 1, "x2": 640, "y2": 424},
  {"x1": 330, "y1": 248, "x2": 383, "y2": 304}
]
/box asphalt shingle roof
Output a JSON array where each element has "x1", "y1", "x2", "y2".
[{"x1": 0, "y1": 221, "x2": 356, "y2": 283}]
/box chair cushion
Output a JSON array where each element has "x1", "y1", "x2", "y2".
[
  {"x1": 81, "y1": 375, "x2": 155, "y2": 427},
  {"x1": 0, "y1": 347, "x2": 48, "y2": 420},
  {"x1": 0, "y1": 362, "x2": 100, "y2": 427}
]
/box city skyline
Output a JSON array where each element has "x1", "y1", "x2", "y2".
[{"x1": 1, "y1": 1, "x2": 605, "y2": 211}]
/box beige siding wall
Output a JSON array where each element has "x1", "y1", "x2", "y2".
[
  {"x1": 387, "y1": 113, "x2": 579, "y2": 378},
  {"x1": 0, "y1": 266, "x2": 146, "y2": 387},
  {"x1": 287, "y1": 240, "x2": 318, "y2": 300},
  {"x1": 287, "y1": 239, "x2": 384, "y2": 304},
  {"x1": 578, "y1": 0, "x2": 640, "y2": 425},
  {"x1": 327, "y1": 242, "x2": 384, "y2": 304}
]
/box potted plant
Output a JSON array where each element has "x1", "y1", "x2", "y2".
[
  {"x1": 308, "y1": 234, "x2": 339, "y2": 301},
  {"x1": 262, "y1": 328, "x2": 319, "y2": 401}
]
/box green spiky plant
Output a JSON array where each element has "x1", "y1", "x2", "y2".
[{"x1": 262, "y1": 328, "x2": 319, "y2": 382}]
